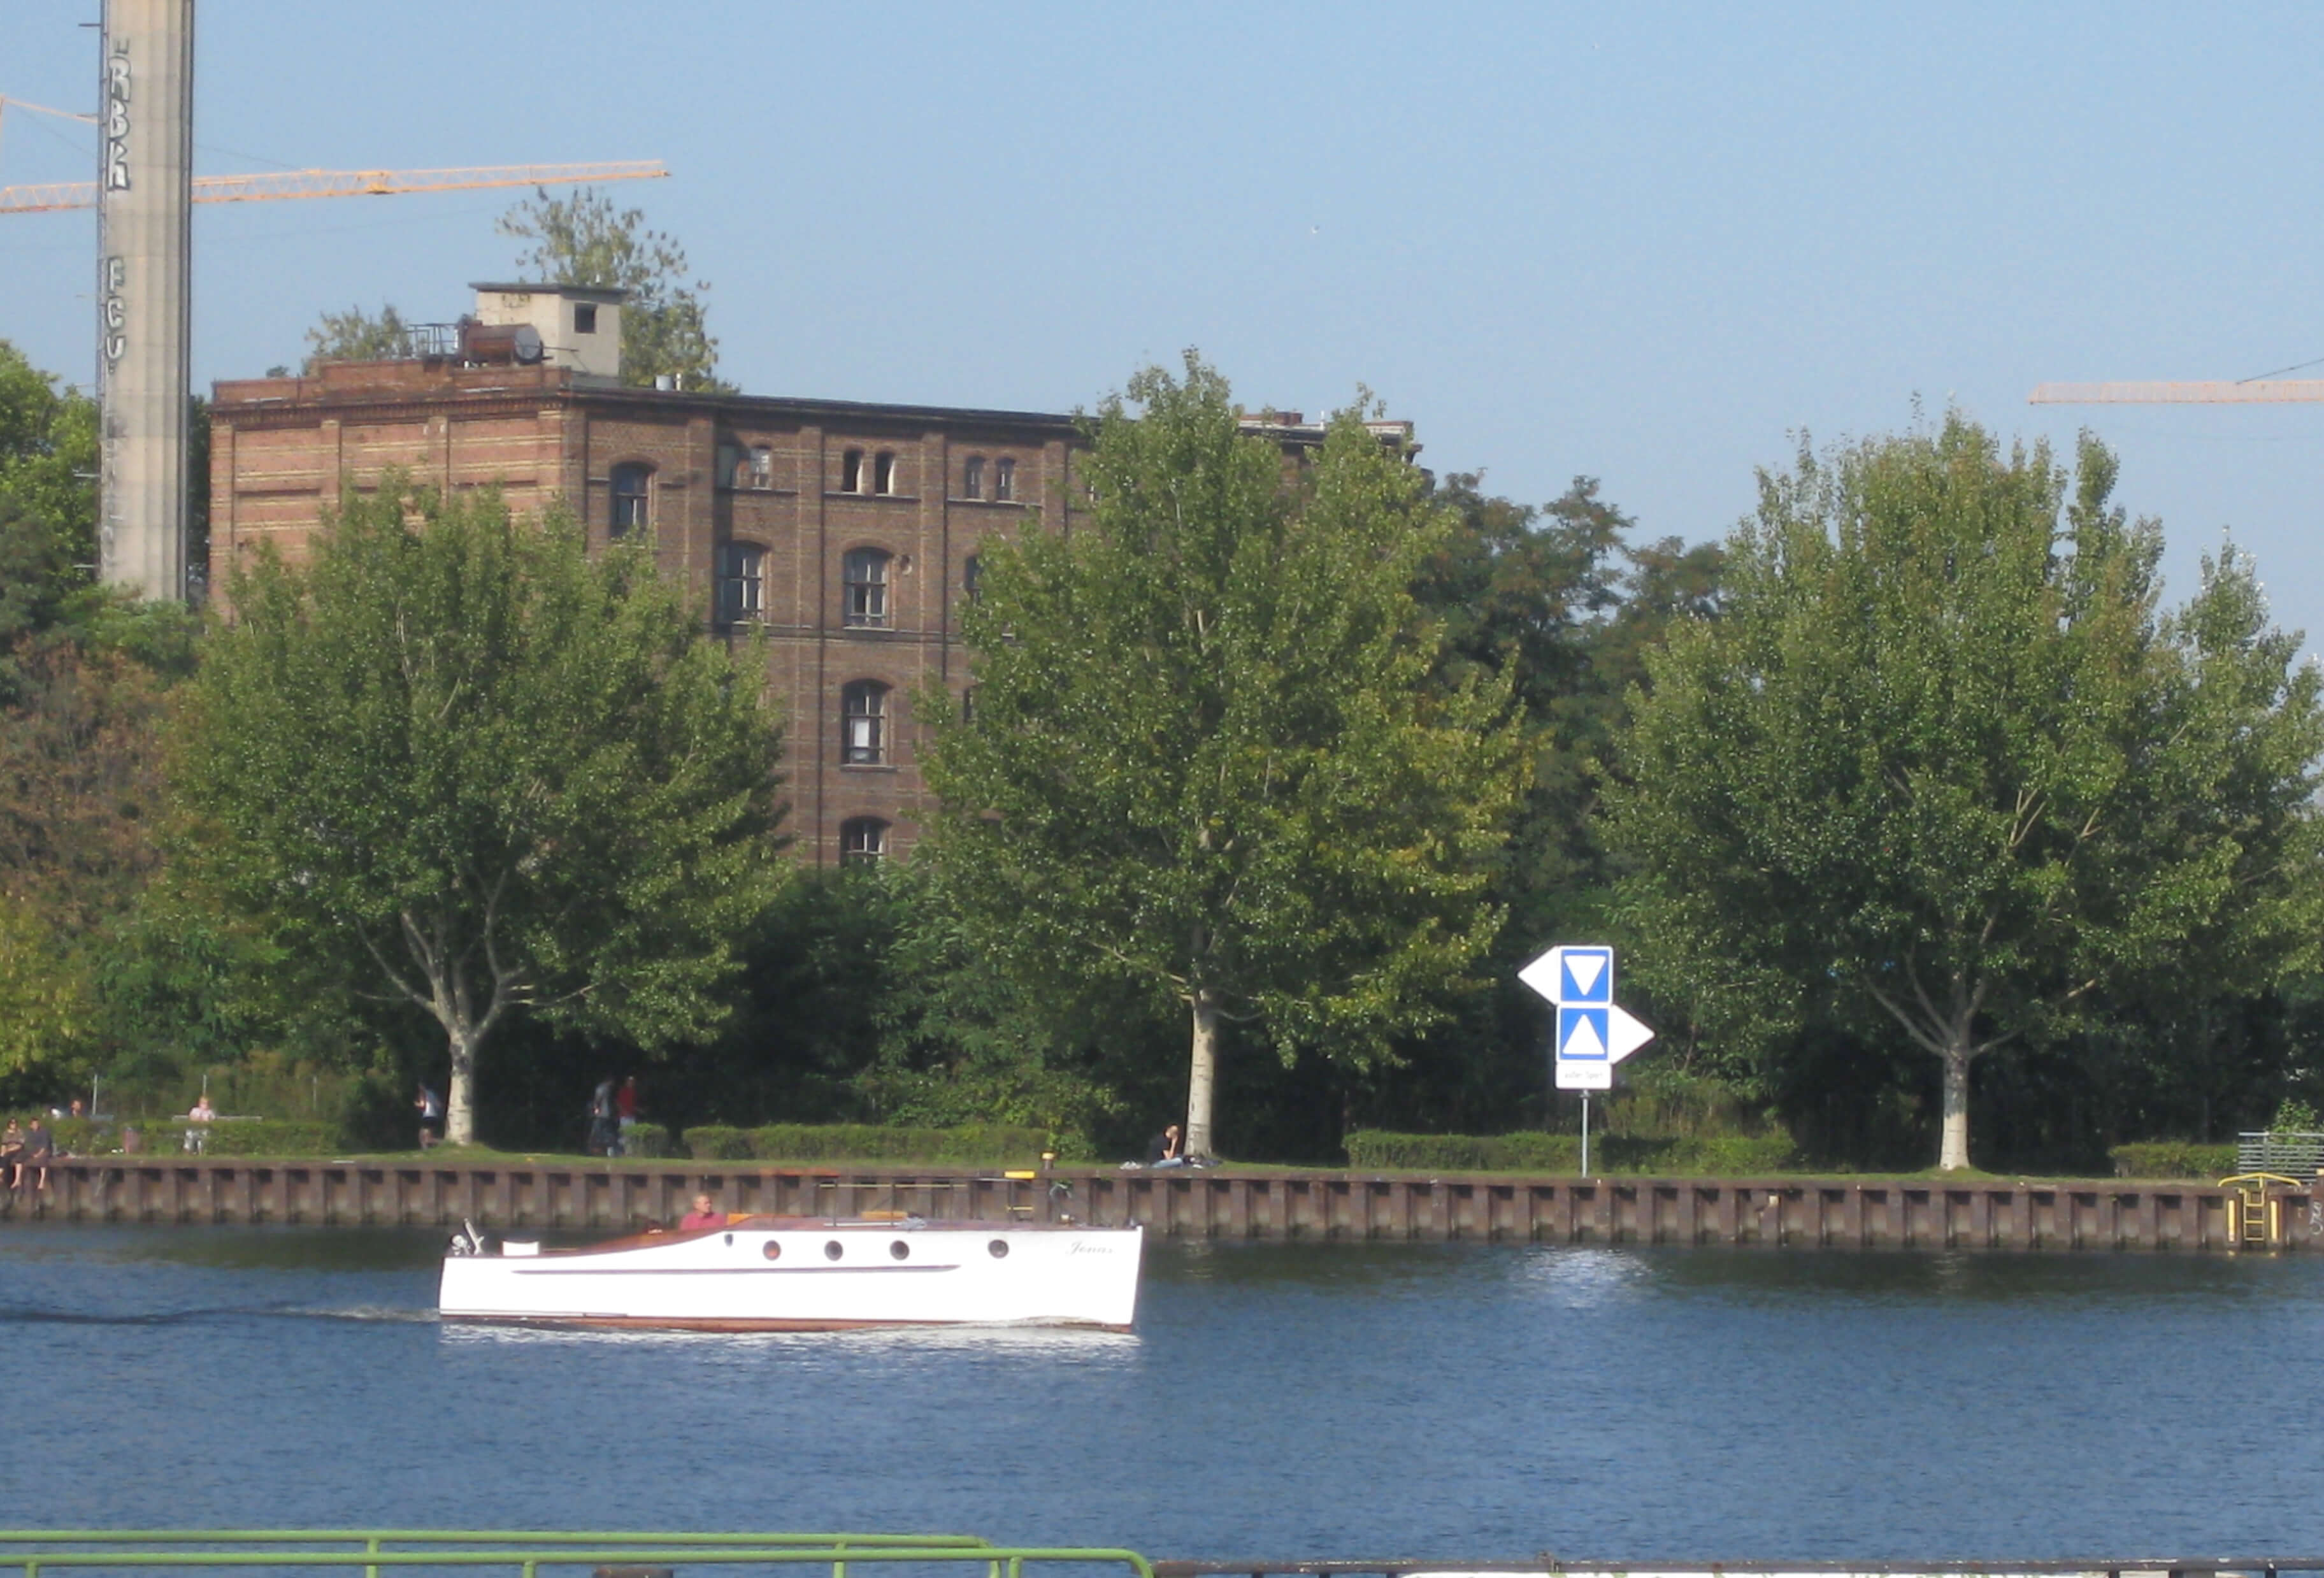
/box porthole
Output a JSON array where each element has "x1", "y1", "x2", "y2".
[
  {"x1": 988, "y1": 1239, "x2": 1010, "y2": 1259},
  {"x1": 761, "y1": 1240, "x2": 782, "y2": 1262},
  {"x1": 824, "y1": 1240, "x2": 843, "y2": 1261},
  {"x1": 890, "y1": 1240, "x2": 910, "y2": 1261}
]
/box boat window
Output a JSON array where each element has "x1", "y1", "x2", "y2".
[
  {"x1": 824, "y1": 1240, "x2": 843, "y2": 1261},
  {"x1": 890, "y1": 1240, "x2": 910, "y2": 1261},
  {"x1": 988, "y1": 1239, "x2": 1010, "y2": 1259},
  {"x1": 762, "y1": 1241, "x2": 782, "y2": 1261}
]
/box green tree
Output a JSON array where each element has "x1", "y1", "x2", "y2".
[
  {"x1": 174, "y1": 481, "x2": 787, "y2": 1143},
  {"x1": 302, "y1": 303, "x2": 412, "y2": 373},
  {"x1": 498, "y1": 187, "x2": 730, "y2": 392},
  {"x1": 1607, "y1": 417, "x2": 2324, "y2": 1170},
  {"x1": 920, "y1": 355, "x2": 1527, "y2": 1157}
]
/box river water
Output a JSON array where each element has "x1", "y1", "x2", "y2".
[{"x1": 4, "y1": 1225, "x2": 2321, "y2": 1560}]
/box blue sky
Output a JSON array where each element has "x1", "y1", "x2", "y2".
[{"x1": 6, "y1": 2, "x2": 2322, "y2": 650}]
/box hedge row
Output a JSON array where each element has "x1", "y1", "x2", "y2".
[
  {"x1": 14, "y1": 1117, "x2": 344, "y2": 1158},
  {"x1": 1342, "y1": 1129, "x2": 1800, "y2": 1175},
  {"x1": 680, "y1": 1123, "x2": 1054, "y2": 1164},
  {"x1": 2106, "y1": 1141, "x2": 2238, "y2": 1179}
]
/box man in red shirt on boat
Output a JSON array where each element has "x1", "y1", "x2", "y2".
[{"x1": 679, "y1": 1193, "x2": 725, "y2": 1230}]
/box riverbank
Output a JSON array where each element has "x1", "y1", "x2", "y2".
[{"x1": 4, "y1": 1156, "x2": 2314, "y2": 1250}]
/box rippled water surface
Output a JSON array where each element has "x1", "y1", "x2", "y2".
[{"x1": 5, "y1": 1224, "x2": 2321, "y2": 1559}]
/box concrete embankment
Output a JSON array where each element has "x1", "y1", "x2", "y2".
[{"x1": 4, "y1": 1158, "x2": 2317, "y2": 1251}]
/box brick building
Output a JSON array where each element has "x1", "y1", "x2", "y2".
[{"x1": 209, "y1": 283, "x2": 1405, "y2": 866}]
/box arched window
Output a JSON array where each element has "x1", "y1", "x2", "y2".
[
  {"x1": 841, "y1": 680, "x2": 889, "y2": 765},
  {"x1": 963, "y1": 456, "x2": 985, "y2": 499},
  {"x1": 610, "y1": 462, "x2": 653, "y2": 536},
  {"x1": 749, "y1": 445, "x2": 773, "y2": 489},
  {"x1": 873, "y1": 451, "x2": 898, "y2": 495},
  {"x1": 840, "y1": 816, "x2": 888, "y2": 866},
  {"x1": 842, "y1": 448, "x2": 864, "y2": 492},
  {"x1": 717, "y1": 542, "x2": 764, "y2": 624},
  {"x1": 994, "y1": 457, "x2": 1015, "y2": 501},
  {"x1": 843, "y1": 547, "x2": 890, "y2": 628}
]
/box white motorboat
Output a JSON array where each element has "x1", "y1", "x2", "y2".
[{"x1": 437, "y1": 1215, "x2": 1145, "y2": 1331}]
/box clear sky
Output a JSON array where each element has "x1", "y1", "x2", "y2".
[{"x1": 6, "y1": 2, "x2": 2322, "y2": 650}]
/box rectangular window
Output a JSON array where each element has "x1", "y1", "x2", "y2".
[
  {"x1": 574, "y1": 303, "x2": 598, "y2": 334},
  {"x1": 842, "y1": 449, "x2": 864, "y2": 492},
  {"x1": 963, "y1": 456, "x2": 984, "y2": 499},
  {"x1": 994, "y1": 457, "x2": 1015, "y2": 501},
  {"x1": 750, "y1": 445, "x2": 773, "y2": 489},
  {"x1": 843, "y1": 548, "x2": 891, "y2": 628},
  {"x1": 874, "y1": 451, "x2": 898, "y2": 495},
  {"x1": 718, "y1": 543, "x2": 764, "y2": 624}
]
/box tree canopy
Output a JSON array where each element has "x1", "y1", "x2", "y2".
[
  {"x1": 173, "y1": 482, "x2": 787, "y2": 1142},
  {"x1": 919, "y1": 355, "x2": 1526, "y2": 1157},
  {"x1": 498, "y1": 186, "x2": 729, "y2": 392},
  {"x1": 1607, "y1": 417, "x2": 2324, "y2": 1170}
]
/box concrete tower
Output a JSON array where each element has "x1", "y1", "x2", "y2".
[{"x1": 97, "y1": 0, "x2": 194, "y2": 603}]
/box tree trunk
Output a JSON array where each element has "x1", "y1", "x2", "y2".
[
  {"x1": 1186, "y1": 986, "x2": 1220, "y2": 1159},
  {"x1": 446, "y1": 1025, "x2": 479, "y2": 1147},
  {"x1": 1938, "y1": 1038, "x2": 1974, "y2": 1172}
]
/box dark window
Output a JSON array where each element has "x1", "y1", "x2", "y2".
[
  {"x1": 963, "y1": 554, "x2": 982, "y2": 603},
  {"x1": 873, "y1": 451, "x2": 898, "y2": 495},
  {"x1": 717, "y1": 543, "x2": 764, "y2": 624},
  {"x1": 841, "y1": 682, "x2": 889, "y2": 765},
  {"x1": 994, "y1": 457, "x2": 1015, "y2": 501},
  {"x1": 961, "y1": 685, "x2": 977, "y2": 724},
  {"x1": 843, "y1": 547, "x2": 890, "y2": 628},
  {"x1": 842, "y1": 448, "x2": 864, "y2": 492},
  {"x1": 963, "y1": 456, "x2": 985, "y2": 499},
  {"x1": 573, "y1": 303, "x2": 598, "y2": 334},
  {"x1": 610, "y1": 463, "x2": 652, "y2": 536},
  {"x1": 840, "y1": 817, "x2": 888, "y2": 866}
]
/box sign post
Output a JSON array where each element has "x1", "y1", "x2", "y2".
[{"x1": 1518, "y1": 943, "x2": 1656, "y2": 1175}]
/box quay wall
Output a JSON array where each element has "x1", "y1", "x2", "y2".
[{"x1": 6, "y1": 1159, "x2": 2323, "y2": 1251}]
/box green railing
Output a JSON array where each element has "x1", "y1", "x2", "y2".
[{"x1": 0, "y1": 1533, "x2": 1155, "y2": 1578}]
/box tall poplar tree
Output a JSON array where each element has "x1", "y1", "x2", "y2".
[
  {"x1": 921, "y1": 356, "x2": 1526, "y2": 1158},
  {"x1": 1607, "y1": 417, "x2": 2324, "y2": 1170},
  {"x1": 175, "y1": 483, "x2": 786, "y2": 1144}
]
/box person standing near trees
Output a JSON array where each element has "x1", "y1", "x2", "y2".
[
  {"x1": 615, "y1": 1076, "x2": 640, "y2": 1156},
  {"x1": 587, "y1": 1078, "x2": 617, "y2": 1158},
  {"x1": 414, "y1": 1084, "x2": 444, "y2": 1150}
]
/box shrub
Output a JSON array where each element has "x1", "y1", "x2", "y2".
[
  {"x1": 2108, "y1": 1141, "x2": 2237, "y2": 1180},
  {"x1": 682, "y1": 1124, "x2": 752, "y2": 1160},
  {"x1": 745, "y1": 1123, "x2": 1052, "y2": 1164},
  {"x1": 624, "y1": 1122, "x2": 671, "y2": 1159},
  {"x1": 1343, "y1": 1129, "x2": 1799, "y2": 1176}
]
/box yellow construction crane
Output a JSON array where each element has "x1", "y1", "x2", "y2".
[{"x1": 0, "y1": 159, "x2": 666, "y2": 215}]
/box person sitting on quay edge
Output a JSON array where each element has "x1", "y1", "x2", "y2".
[
  {"x1": 1146, "y1": 1123, "x2": 1186, "y2": 1170},
  {"x1": 17, "y1": 1118, "x2": 54, "y2": 1194},
  {"x1": 0, "y1": 1119, "x2": 22, "y2": 1190},
  {"x1": 184, "y1": 1093, "x2": 217, "y2": 1154},
  {"x1": 414, "y1": 1084, "x2": 444, "y2": 1150},
  {"x1": 679, "y1": 1192, "x2": 725, "y2": 1231}
]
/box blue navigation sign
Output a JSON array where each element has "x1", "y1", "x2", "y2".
[{"x1": 1519, "y1": 942, "x2": 1656, "y2": 1092}]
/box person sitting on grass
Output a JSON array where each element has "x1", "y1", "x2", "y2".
[
  {"x1": 1146, "y1": 1123, "x2": 1186, "y2": 1170},
  {"x1": 679, "y1": 1192, "x2": 725, "y2": 1231}
]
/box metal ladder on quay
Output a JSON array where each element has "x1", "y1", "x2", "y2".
[{"x1": 2218, "y1": 1173, "x2": 2302, "y2": 1250}]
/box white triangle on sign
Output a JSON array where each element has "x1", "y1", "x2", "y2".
[
  {"x1": 1561, "y1": 1014, "x2": 1608, "y2": 1060},
  {"x1": 1605, "y1": 1003, "x2": 1656, "y2": 1063},
  {"x1": 1563, "y1": 952, "x2": 1605, "y2": 996}
]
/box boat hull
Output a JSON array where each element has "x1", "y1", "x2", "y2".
[{"x1": 438, "y1": 1222, "x2": 1144, "y2": 1331}]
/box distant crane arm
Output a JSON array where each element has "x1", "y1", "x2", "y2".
[
  {"x1": 2030, "y1": 380, "x2": 2324, "y2": 405},
  {"x1": 0, "y1": 159, "x2": 666, "y2": 215}
]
